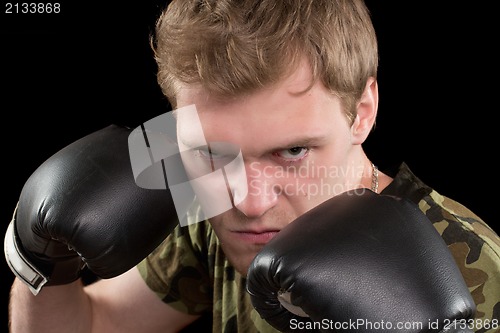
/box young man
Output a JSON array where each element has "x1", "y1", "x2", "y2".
[{"x1": 7, "y1": 0, "x2": 500, "y2": 332}]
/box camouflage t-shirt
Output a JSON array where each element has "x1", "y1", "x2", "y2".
[{"x1": 137, "y1": 162, "x2": 500, "y2": 332}]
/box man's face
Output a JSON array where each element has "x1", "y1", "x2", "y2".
[{"x1": 176, "y1": 61, "x2": 365, "y2": 276}]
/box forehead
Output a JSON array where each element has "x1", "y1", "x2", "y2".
[
  {"x1": 177, "y1": 57, "x2": 315, "y2": 105},
  {"x1": 174, "y1": 61, "x2": 348, "y2": 152}
]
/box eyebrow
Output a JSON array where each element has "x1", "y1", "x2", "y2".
[{"x1": 263, "y1": 135, "x2": 329, "y2": 154}]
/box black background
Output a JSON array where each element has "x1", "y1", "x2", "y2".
[{"x1": 1, "y1": 1, "x2": 497, "y2": 330}]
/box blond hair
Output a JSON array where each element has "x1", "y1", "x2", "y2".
[{"x1": 152, "y1": 0, "x2": 378, "y2": 123}]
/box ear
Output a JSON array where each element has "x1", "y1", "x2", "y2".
[{"x1": 350, "y1": 77, "x2": 378, "y2": 145}]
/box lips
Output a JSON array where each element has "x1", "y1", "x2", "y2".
[{"x1": 231, "y1": 229, "x2": 280, "y2": 244}]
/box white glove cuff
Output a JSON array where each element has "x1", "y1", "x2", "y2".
[{"x1": 4, "y1": 207, "x2": 48, "y2": 296}]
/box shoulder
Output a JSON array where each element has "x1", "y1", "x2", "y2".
[
  {"x1": 382, "y1": 162, "x2": 498, "y2": 252},
  {"x1": 385, "y1": 162, "x2": 499, "y2": 259},
  {"x1": 421, "y1": 190, "x2": 498, "y2": 251},
  {"x1": 419, "y1": 189, "x2": 499, "y2": 268}
]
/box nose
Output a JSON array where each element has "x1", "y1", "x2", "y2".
[{"x1": 233, "y1": 162, "x2": 279, "y2": 218}]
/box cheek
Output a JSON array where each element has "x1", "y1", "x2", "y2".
[
  {"x1": 274, "y1": 156, "x2": 349, "y2": 205},
  {"x1": 278, "y1": 178, "x2": 342, "y2": 209}
]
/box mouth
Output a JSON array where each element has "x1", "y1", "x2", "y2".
[{"x1": 231, "y1": 229, "x2": 280, "y2": 245}]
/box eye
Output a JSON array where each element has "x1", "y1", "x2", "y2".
[
  {"x1": 194, "y1": 148, "x2": 226, "y2": 160},
  {"x1": 194, "y1": 148, "x2": 211, "y2": 159},
  {"x1": 274, "y1": 147, "x2": 309, "y2": 162}
]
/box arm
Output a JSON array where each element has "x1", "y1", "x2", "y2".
[
  {"x1": 9, "y1": 268, "x2": 199, "y2": 333},
  {"x1": 9, "y1": 279, "x2": 92, "y2": 332},
  {"x1": 85, "y1": 268, "x2": 200, "y2": 332}
]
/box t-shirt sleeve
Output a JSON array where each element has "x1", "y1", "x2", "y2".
[{"x1": 136, "y1": 222, "x2": 213, "y2": 315}]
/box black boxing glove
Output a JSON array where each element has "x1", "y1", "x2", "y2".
[
  {"x1": 4, "y1": 124, "x2": 177, "y2": 295},
  {"x1": 246, "y1": 190, "x2": 476, "y2": 333}
]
